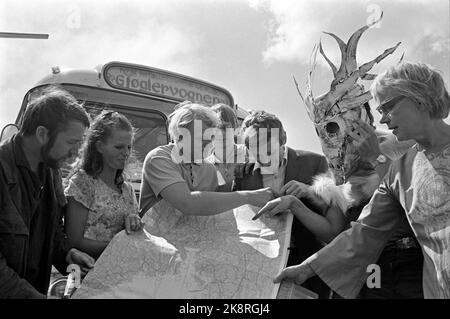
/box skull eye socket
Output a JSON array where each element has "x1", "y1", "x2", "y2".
[{"x1": 326, "y1": 122, "x2": 340, "y2": 134}]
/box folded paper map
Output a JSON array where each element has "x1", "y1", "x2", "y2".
[{"x1": 73, "y1": 204, "x2": 313, "y2": 299}]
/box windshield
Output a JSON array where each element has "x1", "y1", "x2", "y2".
[{"x1": 21, "y1": 86, "x2": 170, "y2": 186}]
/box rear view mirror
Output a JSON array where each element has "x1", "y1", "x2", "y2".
[{"x1": 0, "y1": 124, "x2": 19, "y2": 144}]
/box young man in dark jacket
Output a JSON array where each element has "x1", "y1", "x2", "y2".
[{"x1": 233, "y1": 111, "x2": 330, "y2": 298}]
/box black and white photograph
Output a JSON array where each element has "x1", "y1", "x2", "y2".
[{"x1": 0, "y1": 0, "x2": 449, "y2": 310}]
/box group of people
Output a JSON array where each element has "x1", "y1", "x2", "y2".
[{"x1": 0, "y1": 61, "x2": 449, "y2": 299}]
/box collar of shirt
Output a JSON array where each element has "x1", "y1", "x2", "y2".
[
  {"x1": 413, "y1": 141, "x2": 450, "y2": 154},
  {"x1": 253, "y1": 145, "x2": 288, "y2": 175},
  {"x1": 12, "y1": 133, "x2": 35, "y2": 169},
  {"x1": 12, "y1": 134, "x2": 48, "y2": 212}
]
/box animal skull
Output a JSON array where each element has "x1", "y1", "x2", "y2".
[{"x1": 296, "y1": 13, "x2": 400, "y2": 184}]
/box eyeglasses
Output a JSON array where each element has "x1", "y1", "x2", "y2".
[
  {"x1": 376, "y1": 96, "x2": 405, "y2": 118},
  {"x1": 100, "y1": 110, "x2": 118, "y2": 119}
]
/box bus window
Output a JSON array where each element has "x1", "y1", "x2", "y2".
[{"x1": 120, "y1": 109, "x2": 167, "y2": 183}]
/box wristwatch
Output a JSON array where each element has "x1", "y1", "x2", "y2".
[{"x1": 370, "y1": 154, "x2": 387, "y2": 167}]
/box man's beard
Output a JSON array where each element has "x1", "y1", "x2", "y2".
[{"x1": 41, "y1": 139, "x2": 70, "y2": 169}]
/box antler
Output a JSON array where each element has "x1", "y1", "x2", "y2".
[
  {"x1": 358, "y1": 41, "x2": 401, "y2": 76},
  {"x1": 319, "y1": 41, "x2": 337, "y2": 77},
  {"x1": 294, "y1": 75, "x2": 315, "y2": 121},
  {"x1": 345, "y1": 12, "x2": 384, "y2": 74},
  {"x1": 307, "y1": 42, "x2": 320, "y2": 98},
  {"x1": 293, "y1": 75, "x2": 304, "y2": 102},
  {"x1": 398, "y1": 52, "x2": 405, "y2": 64},
  {"x1": 319, "y1": 13, "x2": 401, "y2": 117},
  {"x1": 322, "y1": 31, "x2": 346, "y2": 81},
  {"x1": 298, "y1": 12, "x2": 401, "y2": 122},
  {"x1": 321, "y1": 12, "x2": 384, "y2": 87}
]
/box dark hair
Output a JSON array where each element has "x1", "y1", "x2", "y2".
[
  {"x1": 242, "y1": 110, "x2": 287, "y2": 147},
  {"x1": 78, "y1": 110, "x2": 133, "y2": 191},
  {"x1": 211, "y1": 103, "x2": 238, "y2": 129},
  {"x1": 20, "y1": 85, "x2": 90, "y2": 137}
]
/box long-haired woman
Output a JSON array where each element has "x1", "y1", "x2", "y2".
[{"x1": 64, "y1": 110, "x2": 143, "y2": 259}]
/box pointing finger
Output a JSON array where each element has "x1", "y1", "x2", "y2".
[
  {"x1": 273, "y1": 268, "x2": 289, "y2": 283},
  {"x1": 253, "y1": 200, "x2": 277, "y2": 220}
]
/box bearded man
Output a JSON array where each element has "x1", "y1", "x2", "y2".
[{"x1": 0, "y1": 86, "x2": 95, "y2": 298}]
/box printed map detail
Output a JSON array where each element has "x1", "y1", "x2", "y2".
[{"x1": 73, "y1": 204, "x2": 292, "y2": 299}]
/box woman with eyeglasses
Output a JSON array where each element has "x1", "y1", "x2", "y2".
[
  {"x1": 274, "y1": 62, "x2": 450, "y2": 299},
  {"x1": 64, "y1": 111, "x2": 144, "y2": 260}
]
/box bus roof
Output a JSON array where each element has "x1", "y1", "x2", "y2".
[
  {"x1": 36, "y1": 67, "x2": 102, "y2": 87},
  {"x1": 35, "y1": 61, "x2": 234, "y2": 107}
]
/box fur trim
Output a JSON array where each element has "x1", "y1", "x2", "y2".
[
  {"x1": 308, "y1": 171, "x2": 381, "y2": 212},
  {"x1": 308, "y1": 174, "x2": 350, "y2": 213}
]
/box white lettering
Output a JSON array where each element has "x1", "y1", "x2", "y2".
[
  {"x1": 203, "y1": 126, "x2": 217, "y2": 160},
  {"x1": 366, "y1": 264, "x2": 381, "y2": 288},
  {"x1": 171, "y1": 127, "x2": 191, "y2": 164},
  {"x1": 179, "y1": 303, "x2": 214, "y2": 317},
  {"x1": 193, "y1": 119, "x2": 203, "y2": 164}
]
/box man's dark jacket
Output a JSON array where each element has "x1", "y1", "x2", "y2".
[
  {"x1": 234, "y1": 147, "x2": 330, "y2": 297},
  {"x1": 0, "y1": 135, "x2": 70, "y2": 298}
]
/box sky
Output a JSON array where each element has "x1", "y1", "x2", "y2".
[{"x1": 0, "y1": 0, "x2": 449, "y2": 154}]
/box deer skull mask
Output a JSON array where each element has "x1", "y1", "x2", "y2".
[{"x1": 297, "y1": 14, "x2": 400, "y2": 184}]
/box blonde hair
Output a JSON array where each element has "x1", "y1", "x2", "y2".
[
  {"x1": 371, "y1": 62, "x2": 450, "y2": 119},
  {"x1": 168, "y1": 101, "x2": 219, "y2": 141}
]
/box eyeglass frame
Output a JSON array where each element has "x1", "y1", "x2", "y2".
[
  {"x1": 101, "y1": 110, "x2": 118, "y2": 118},
  {"x1": 375, "y1": 95, "x2": 406, "y2": 118}
]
